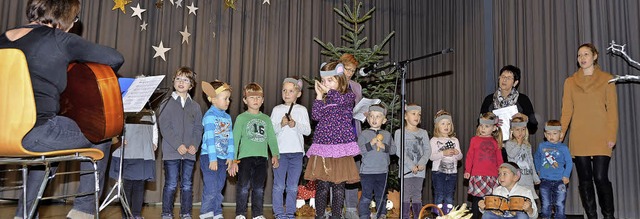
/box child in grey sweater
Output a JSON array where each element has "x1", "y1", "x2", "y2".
[{"x1": 358, "y1": 104, "x2": 396, "y2": 219}]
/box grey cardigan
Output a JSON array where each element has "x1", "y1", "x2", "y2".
[{"x1": 158, "y1": 93, "x2": 203, "y2": 161}]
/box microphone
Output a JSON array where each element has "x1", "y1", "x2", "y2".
[{"x1": 358, "y1": 63, "x2": 378, "y2": 76}]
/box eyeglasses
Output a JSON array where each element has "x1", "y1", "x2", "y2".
[
  {"x1": 499, "y1": 75, "x2": 514, "y2": 81},
  {"x1": 174, "y1": 77, "x2": 191, "y2": 84},
  {"x1": 74, "y1": 16, "x2": 79, "y2": 23}
]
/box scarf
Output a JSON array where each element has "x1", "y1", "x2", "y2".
[{"x1": 493, "y1": 88, "x2": 519, "y2": 109}]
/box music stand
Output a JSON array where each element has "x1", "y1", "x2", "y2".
[{"x1": 100, "y1": 76, "x2": 165, "y2": 216}]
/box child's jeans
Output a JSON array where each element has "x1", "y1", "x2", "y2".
[
  {"x1": 200, "y1": 156, "x2": 228, "y2": 217},
  {"x1": 539, "y1": 179, "x2": 567, "y2": 219},
  {"x1": 432, "y1": 171, "x2": 457, "y2": 205},
  {"x1": 358, "y1": 173, "x2": 388, "y2": 219},
  {"x1": 162, "y1": 159, "x2": 196, "y2": 217},
  {"x1": 236, "y1": 156, "x2": 268, "y2": 217},
  {"x1": 272, "y1": 153, "x2": 303, "y2": 219}
]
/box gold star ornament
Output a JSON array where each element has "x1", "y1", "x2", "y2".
[
  {"x1": 224, "y1": 0, "x2": 237, "y2": 10},
  {"x1": 112, "y1": 0, "x2": 132, "y2": 13}
]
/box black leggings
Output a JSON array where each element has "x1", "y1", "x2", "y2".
[
  {"x1": 123, "y1": 179, "x2": 146, "y2": 217},
  {"x1": 573, "y1": 156, "x2": 614, "y2": 218},
  {"x1": 315, "y1": 180, "x2": 345, "y2": 219}
]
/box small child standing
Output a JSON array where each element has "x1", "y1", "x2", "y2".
[
  {"x1": 464, "y1": 112, "x2": 504, "y2": 219},
  {"x1": 109, "y1": 109, "x2": 158, "y2": 219},
  {"x1": 429, "y1": 110, "x2": 463, "y2": 214},
  {"x1": 534, "y1": 120, "x2": 572, "y2": 219},
  {"x1": 395, "y1": 103, "x2": 430, "y2": 219},
  {"x1": 199, "y1": 80, "x2": 234, "y2": 219},
  {"x1": 158, "y1": 67, "x2": 203, "y2": 219},
  {"x1": 478, "y1": 162, "x2": 538, "y2": 219},
  {"x1": 303, "y1": 61, "x2": 360, "y2": 218},
  {"x1": 270, "y1": 77, "x2": 311, "y2": 219},
  {"x1": 358, "y1": 104, "x2": 396, "y2": 219},
  {"x1": 505, "y1": 113, "x2": 540, "y2": 201},
  {"x1": 229, "y1": 83, "x2": 280, "y2": 219}
]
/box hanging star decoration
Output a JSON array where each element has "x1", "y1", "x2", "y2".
[
  {"x1": 112, "y1": 0, "x2": 131, "y2": 13},
  {"x1": 155, "y1": 0, "x2": 163, "y2": 9},
  {"x1": 224, "y1": 0, "x2": 237, "y2": 10},
  {"x1": 167, "y1": 0, "x2": 174, "y2": 6},
  {"x1": 175, "y1": 0, "x2": 183, "y2": 8},
  {"x1": 140, "y1": 21, "x2": 148, "y2": 31},
  {"x1": 187, "y1": 2, "x2": 198, "y2": 15},
  {"x1": 152, "y1": 41, "x2": 171, "y2": 61},
  {"x1": 179, "y1": 26, "x2": 191, "y2": 44},
  {"x1": 131, "y1": 3, "x2": 146, "y2": 20},
  {"x1": 263, "y1": 0, "x2": 270, "y2": 5}
]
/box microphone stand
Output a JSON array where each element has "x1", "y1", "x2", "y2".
[{"x1": 368, "y1": 49, "x2": 452, "y2": 218}]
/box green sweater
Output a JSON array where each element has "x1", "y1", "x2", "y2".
[{"x1": 233, "y1": 111, "x2": 279, "y2": 159}]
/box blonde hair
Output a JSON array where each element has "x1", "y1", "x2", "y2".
[
  {"x1": 476, "y1": 112, "x2": 503, "y2": 149},
  {"x1": 404, "y1": 103, "x2": 421, "y2": 127},
  {"x1": 243, "y1": 82, "x2": 264, "y2": 97},
  {"x1": 509, "y1": 114, "x2": 530, "y2": 146},
  {"x1": 320, "y1": 61, "x2": 349, "y2": 94},
  {"x1": 433, "y1": 110, "x2": 456, "y2": 138}
]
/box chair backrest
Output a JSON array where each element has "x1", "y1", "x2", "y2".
[{"x1": 0, "y1": 48, "x2": 38, "y2": 156}]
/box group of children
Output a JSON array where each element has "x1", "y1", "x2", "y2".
[{"x1": 116, "y1": 59, "x2": 574, "y2": 219}]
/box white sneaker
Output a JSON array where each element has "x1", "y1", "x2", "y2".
[
  {"x1": 252, "y1": 216, "x2": 266, "y2": 219},
  {"x1": 235, "y1": 216, "x2": 246, "y2": 219}
]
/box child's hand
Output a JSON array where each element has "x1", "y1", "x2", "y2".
[
  {"x1": 124, "y1": 140, "x2": 128, "y2": 145},
  {"x1": 209, "y1": 160, "x2": 218, "y2": 171},
  {"x1": 562, "y1": 177, "x2": 570, "y2": 184},
  {"x1": 188, "y1": 145, "x2": 197, "y2": 155},
  {"x1": 225, "y1": 159, "x2": 233, "y2": 170},
  {"x1": 453, "y1": 149, "x2": 460, "y2": 155},
  {"x1": 478, "y1": 200, "x2": 485, "y2": 210},
  {"x1": 177, "y1": 144, "x2": 188, "y2": 155},
  {"x1": 377, "y1": 142, "x2": 385, "y2": 150},
  {"x1": 411, "y1": 166, "x2": 419, "y2": 174},
  {"x1": 228, "y1": 163, "x2": 239, "y2": 177},
  {"x1": 464, "y1": 173, "x2": 470, "y2": 179},
  {"x1": 417, "y1": 165, "x2": 425, "y2": 171},
  {"x1": 607, "y1": 141, "x2": 615, "y2": 149},
  {"x1": 523, "y1": 199, "x2": 532, "y2": 212},
  {"x1": 153, "y1": 144, "x2": 157, "y2": 151},
  {"x1": 281, "y1": 115, "x2": 290, "y2": 127},
  {"x1": 314, "y1": 80, "x2": 326, "y2": 99},
  {"x1": 288, "y1": 119, "x2": 296, "y2": 127},
  {"x1": 272, "y1": 157, "x2": 280, "y2": 168}
]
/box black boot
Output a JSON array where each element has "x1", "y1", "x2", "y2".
[
  {"x1": 579, "y1": 183, "x2": 598, "y2": 219},
  {"x1": 596, "y1": 180, "x2": 615, "y2": 219}
]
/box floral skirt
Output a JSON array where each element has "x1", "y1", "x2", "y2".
[{"x1": 304, "y1": 155, "x2": 360, "y2": 184}]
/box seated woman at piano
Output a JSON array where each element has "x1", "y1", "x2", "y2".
[
  {"x1": 479, "y1": 162, "x2": 538, "y2": 219},
  {"x1": 0, "y1": 0, "x2": 124, "y2": 218}
]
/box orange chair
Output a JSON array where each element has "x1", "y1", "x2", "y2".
[{"x1": 0, "y1": 48, "x2": 104, "y2": 219}]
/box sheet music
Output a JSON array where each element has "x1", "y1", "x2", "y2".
[
  {"x1": 122, "y1": 75, "x2": 165, "y2": 112},
  {"x1": 492, "y1": 105, "x2": 519, "y2": 141},
  {"x1": 353, "y1": 98, "x2": 381, "y2": 122}
]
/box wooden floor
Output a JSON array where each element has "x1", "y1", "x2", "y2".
[{"x1": 0, "y1": 202, "x2": 318, "y2": 219}]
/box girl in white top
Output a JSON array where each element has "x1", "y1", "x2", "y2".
[{"x1": 429, "y1": 110, "x2": 463, "y2": 213}]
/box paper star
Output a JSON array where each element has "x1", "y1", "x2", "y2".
[
  {"x1": 263, "y1": 0, "x2": 270, "y2": 5},
  {"x1": 140, "y1": 21, "x2": 148, "y2": 31},
  {"x1": 224, "y1": 0, "x2": 237, "y2": 10},
  {"x1": 179, "y1": 26, "x2": 191, "y2": 44},
  {"x1": 130, "y1": 3, "x2": 146, "y2": 20},
  {"x1": 175, "y1": 0, "x2": 182, "y2": 8},
  {"x1": 166, "y1": 0, "x2": 173, "y2": 5},
  {"x1": 212, "y1": 32, "x2": 216, "y2": 39},
  {"x1": 112, "y1": 0, "x2": 131, "y2": 13},
  {"x1": 187, "y1": 2, "x2": 198, "y2": 15},
  {"x1": 152, "y1": 41, "x2": 171, "y2": 61}
]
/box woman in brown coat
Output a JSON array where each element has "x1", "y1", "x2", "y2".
[{"x1": 560, "y1": 43, "x2": 618, "y2": 219}]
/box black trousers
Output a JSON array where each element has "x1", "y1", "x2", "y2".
[{"x1": 574, "y1": 156, "x2": 615, "y2": 219}]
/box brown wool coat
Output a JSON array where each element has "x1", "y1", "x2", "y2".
[{"x1": 560, "y1": 67, "x2": 618, "y2": 157}]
